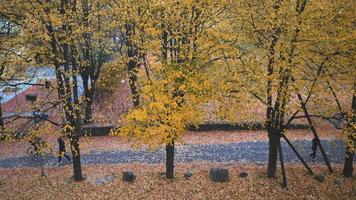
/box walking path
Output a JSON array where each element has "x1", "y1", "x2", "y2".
[{"x1": 0, "y1": 139, "x2": 353, "y2": 168}]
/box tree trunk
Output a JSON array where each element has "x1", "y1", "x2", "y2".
[
  {"x1": 84, "y1": 99, "x2": 92, "y2": 124},
  {"x1": 343, "y1": 92, "x2": 355, "y2": 177},
  {"x1": 267, "y1": 129, "x2": 279, "y2": 178},
  {"x1": 82, "y1": 74, "x2": 93, "y2": 124},
  {"x1": 343, "y1": 137, "x2": 354, "y2": 177},
  {"x1": 126, "y1": 23, "x2": 140, "y2": 107},
  {"x1": 297, "y1": 93, "x2": 333, "y2": 172},
  {"x1": 128, "y1": 69, "x2": 140, "y2": 107},
  {"x1": 166, "y1": 141, "x2": 175, "y2": 179},
  {"x1": 83, "y1": 82, "x2": 93, "y2": 124},
  {"x1": 70, "y1": 135, "x2": 84, "y2": 181},
  {"x1": 0, "y1": 99, "x2": 4, "y2": 129},
  {"x1": 277, "y1": 136, "x2": 287, "y2": 188}
]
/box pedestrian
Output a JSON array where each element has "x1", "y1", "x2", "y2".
[
  {"x1": 29, "y1": 136, "x2": 42, "y2": 155},
  {"x1": 309, "y1": 138, "x2": 318, "y2": 161},
  {"x1": 57, "y1": 136, "x2": 71, "y2": 164}
]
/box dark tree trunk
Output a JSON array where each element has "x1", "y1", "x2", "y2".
[
  {"x1": 343, "y1": 92, "x2": 356, "y2": 177},
  {"x1": 282, "y1": 134, "x2": 314, "y2": 174},
  {"x1": 343, "y1": 138, "x2": 354, "y2": 177},
  {"x1": 82, "y1": 78, "x2": 93, "y2": 124},
  {"x1": 267, "y1": 129, "x2": 279, "y2": 178},
  {"x1": 0, "y1": 100, "x2": 4, "y2": 129},
  {"x1": 265, "y1": 22, "x2": 278, "y2": 179},
  {"x1": 297, "y1": 93, "x2": 333, "y2": 172},
  {"x1": 166, "y1": 141, "x2": 175, "y2": 179},
  {"x1": 68, "y1": 72, "x2": 84, "y2": 181},
  {"x1": 80, "y1": 0, "x2": 99, "y2": 124},
  {"x1": 84, "y1": 98, "x2": 92, "y2": 124},
  {"x1": 277, "y1": 136, "x2": 287, "y2": 188},
  {"x1": 125, "y1": 23, "x2": 140, "y2": 107},
  {"x1": 128, "y1": 68, "x2": 140, "y2": 107},
  {"x1": 46, "y1": 1, "x2": 84, "y2": 182},
  {"x1": 70, "y1": 135, "x2": 84, "y2": 181}
]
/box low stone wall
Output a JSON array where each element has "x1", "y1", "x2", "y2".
[
  {"x1": 187, "y1": 122, "x2": 309, "y2": 131},
  {"x1": 80, "y1": 122, "x2": 309, "y2": 137},
  {"x1": 81, "y1": 125, "x2": 116, "y2": 137}
]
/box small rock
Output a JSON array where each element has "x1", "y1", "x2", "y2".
[
  {"x1": 314, "y1": 175, "x2": 325, "y2": 183},
  {"x1": 123, "y1": 171, "x2": 135, "y2": 182},
  {"x1": 334, "y1": 177, "x2": 343, "y2": 185},
  {"x1": 209, "y1": 168, "x2": 229, "y2": 182},
  {"x1": 94, "y1": 175, "x2": 115, "y2": 186},
  {"x1": 239, "y1": 172, "x2": 248, "y2": 178},
  {"x1": 184, "y1": 171, "x2": 193, "y2": 180},
  {"x1": 64, "y1": 175, "x2": 75, "y2": 184}
]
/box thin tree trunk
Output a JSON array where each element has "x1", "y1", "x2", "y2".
[
  {"x1": 70, "y1": 134, "x2": 83, "y2": 181},
  {"x1": 126, "y1": 23, "x2": 140, "y2": 107},
  {"x1": 297, "y1": 93, "x2": 333, "y2": 172},
  {"x1": 82, "y1": 78, "x2": 93, "y2": 124},
  {"x1": 282, "y1": 134, "x2": 313, "y2": 174},
  {"x1": 267, "y1": 128, "x2": 279, "y2": 178},
  {"x1": 46, "y1": 1, "x2": 84, "y2": 182},
  {"x1": 69, "y1": 72, "x2": 84, "y2": 181},
  {"x1": 343, "y1": 134, "x2": 354, "y2": 177},
  {"x1": 84, "y1": 98, "x2": 92, "y2": 124},
  {"x1": 81, "y1": 0, "x2": 95, "y2": 124},
  {"x1": 343, "y1": 92, "x2": 356, "y2": 177},
  {"x1": 128, "y1": 68, "x2": 140, "y2": 107},
  {"x1": 265, "y1": 29, "x2": 279, "y2": 179},
  {"x1": 166, "y1": 141, "x2": 175, "y2": 179},
  {"x1": 277, "y1": 136, "x2": 287, "y2": 188},
  {"x1": 0, "y1": 99, "x2": 4, "y2": 129}
]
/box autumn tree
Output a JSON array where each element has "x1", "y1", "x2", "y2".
[
  {"x1": 0, "y1": 0, "x2": 115, "y2": 181},
  {"x1": 342, "y1": 85, "x2": 355, "y2": 177},
  {"x1": 225, "y1": 0, "x2": 355, "y2": 186},
  {"x1": 0, "y1": 17, "x2": 26, "y2": 87},
  {"x1": 117, "y1": 0, "x2": 228, "y2": 179},
  {"x1": 304, "y1": 1, "x2": 356, "y2": 177},
  {"x1": 111, "y1": 0, "x2": 155, "y2": 107},
  {"x1": 226, "y1": 1, "x2": 310, "y2": 184},
  {"x1": 79, "y1": 0, "x2": 115, "y2": 124},
  {"x1": 0, "y1": 17, "x2": 28, "y2": 129}
]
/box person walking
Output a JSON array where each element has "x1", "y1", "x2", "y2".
[
  {"x1": 57, "y1": 136, "x2": 71, "y2": 164},
  {"x1": 29, "y1": 136, "x2": 42, "y2": 155}
]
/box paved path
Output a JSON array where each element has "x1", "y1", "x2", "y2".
[{"x1": 0, "y1": 139, "x2": 354, "y2": 168}]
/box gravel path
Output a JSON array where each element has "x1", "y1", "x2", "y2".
[{"x1": 0, "y1": 139, "x2": 353, "y2": 168}]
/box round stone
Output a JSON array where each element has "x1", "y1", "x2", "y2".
[
  {"x1": 184, "y1": 171, "x2": 193, "y2": 180},
  {"x1": 209, "y1": 168, "x2": 229, "y2": 182},
  {"x1": 334, "y1": 177, "x2": 343, "y2": 185},
  {"x1": 239, "y1": 172, "x2": 248, "y2": 178},
  {"x1": 314, "y1": 175, "x2": 325, "y2": 183},
  {"x1": 123, "y1": 171, "x2": 135, "y2": 182}
]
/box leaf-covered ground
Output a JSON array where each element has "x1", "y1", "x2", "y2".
[{"x1": 0, "y1": 163, "x2": 354, "y2": 200}]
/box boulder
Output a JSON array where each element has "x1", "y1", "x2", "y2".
[
  {"x1": 239, "y1": 172, "x2": 248, "y2": 178},
  {"x1": 314, "y1": 175, "x2": 325, "y2": 183},
  {"x1": 93, "y1": 175, "x2": 115, "y2": 186},
  {"x1": 184, "y1": 171, "x2": 193, "y2": 180},
  {"x1": 209, "y1": 168, "x2": 229, "y2": 182},
  {"x1": 123, "y1": 171, "x2": 135, "y2": 182},
  {"x1": 334, "y1": 177, "x2": 343, "y2": 185}
]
